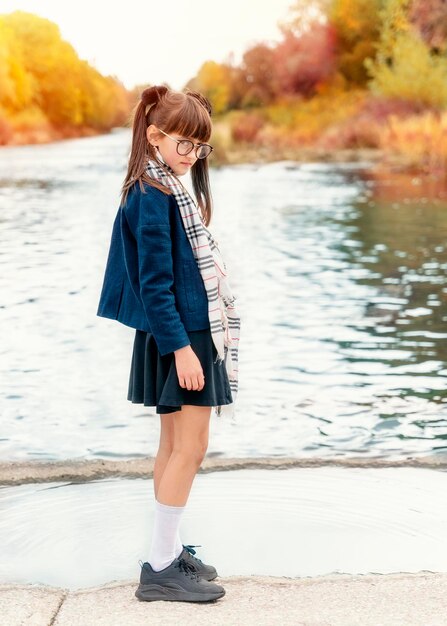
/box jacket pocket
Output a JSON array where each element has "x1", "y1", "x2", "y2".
[{"x1": 182, "y1": 260, "x2": 199, "y2": 312}]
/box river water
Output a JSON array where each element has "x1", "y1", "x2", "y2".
[{"x1": 1, "y1": 129, "x2": 447, "y2": 462}]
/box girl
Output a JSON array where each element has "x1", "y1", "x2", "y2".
[{"x1": 96, "y1": 85, "x2": 241, "y2": 603}]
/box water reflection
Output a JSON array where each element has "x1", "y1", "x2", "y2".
[{"x1": 0, "y1": 133, "x2": 446, "y2": 461}]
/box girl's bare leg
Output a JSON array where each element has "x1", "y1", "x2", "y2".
[
  {"x1": 153, "y1": 413, "x2": 175, "y2": 500},
  {"x1": 155, "y1": 405, "x2": 211, "y2": 506},
  {"x1": 148, "y1": 406, "x2": 211, "y2": 571}
]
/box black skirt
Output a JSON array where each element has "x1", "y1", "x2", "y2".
[{"x1": 127, "y1": 328, "x2": 233, "y2": 414}]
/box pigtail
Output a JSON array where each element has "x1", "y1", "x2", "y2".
[
  {"x1": 120, "y1": 85, "x2": 171, "y2": 207},
  {"x1": 185, "y1": 90, "x2": 213, "y2": 226},
  {"x1": 191, "y1": 159, "x2": 212, "y2": 227}
]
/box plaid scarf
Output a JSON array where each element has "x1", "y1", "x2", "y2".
[{"x1": 145, "y1": 152, "x2": 241, "y2": 420}]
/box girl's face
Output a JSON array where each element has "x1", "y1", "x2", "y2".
[{"x1": 147, "y1": 124, "x2": 200, "y2": 177}]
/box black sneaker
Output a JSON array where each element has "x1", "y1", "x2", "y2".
[
  {"x1": 135, "y1": 556, "x2": 226, "y2": 603},
  {"x1": 179, "y1": 544, "x2": 218, "y2": 581}
]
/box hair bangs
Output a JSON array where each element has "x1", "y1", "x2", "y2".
[{"x1": 167, "y1": 97, "x2": 211, "y2": 143}]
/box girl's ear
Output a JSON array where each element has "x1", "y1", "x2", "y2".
[{"x1": 146, "y1": 125, "x2": 159, "y2": 147}]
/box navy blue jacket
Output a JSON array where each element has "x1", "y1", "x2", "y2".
[{"x1": 96, "y1": 181, "x2": 210, "y2": 356}]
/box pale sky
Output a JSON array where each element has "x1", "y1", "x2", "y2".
[{"x1": 1, "y1": 0, "x2": 295, "y2": 89}]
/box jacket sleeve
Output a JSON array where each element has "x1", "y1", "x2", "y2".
[{"x1": 135, "y1": 185, "x2": 191, "y2": 356}]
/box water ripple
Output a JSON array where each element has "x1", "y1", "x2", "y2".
[{"x1": 0, "y1": 467, "x2": 446, "y2": 588}]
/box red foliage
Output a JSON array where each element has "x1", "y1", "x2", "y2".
[
  {"x1": 409, "y1": 0, "x2": 447, "y2": 51},
  {"x1": 241, "y1": 44, "x2": 278, "y2": 105},
  {"x1": 273, "y1": 23, "x2": 338, "y2": 97},
  {"x1": 230, "y1": 112, "x2": 265, "y2": 143},
  {"x1": 359, "y1": 96, "x2": 432, "y2": 121}
]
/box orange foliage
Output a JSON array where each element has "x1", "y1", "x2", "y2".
[
  {"x1": 379, "y1": 110, "x2": 447, "y2": 174},
  {"x1": 327, "y1": 0, "x2": 382, "y2": 85}
]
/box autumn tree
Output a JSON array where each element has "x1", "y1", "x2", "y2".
[
  {"x1": 0, "y1": 10, "x2": 129, "y2": 140},
  {"x1": 239, "y1": 43, "x2": 278, "y2": 106},
  {"x1": 273, "y1": 22, "x2": 337, "y2": 97},
  {"x1": 0, "y1": 16, "x2": 33, "y2": 112},
  {"x1": 327, "y1": 0, "x2": 384, "y2": 86},
  {"x1": 187, "y1": 61, "x2": 232, "y2": 115}
]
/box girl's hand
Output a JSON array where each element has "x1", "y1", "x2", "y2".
[{"x1": 174, "y1": 345, "x2": 205, "y2": 391}]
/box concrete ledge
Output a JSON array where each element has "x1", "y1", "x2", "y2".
[
  {"x1": 0, "y1": 584, "x2": 66, "y2": 626},
  {"x1": 1, "y1": 572, "x2": 446, "y2": 626},
  {"x1": 2, "y1": 455, "x2": 447, "y2": 485}
]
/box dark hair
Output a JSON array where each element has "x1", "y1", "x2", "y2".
[{"x1": 120, "y1": 85, "x2": 213, "y2": 226}]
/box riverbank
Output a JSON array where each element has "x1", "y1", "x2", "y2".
[
  {"x1": 0, "y1": 127, "x2": 384, "y2": 163},
  {"x1": 215, "y1": 144, "x2": 387, "y2": 167},
  {"x1": 0, "y1": 125, "x2": 117, "y2": 147},
  {"x1": 0, "y1": 126, "x2": 427, "y2": 176},
  {"x1": 3, "y1": 122, "x2": 445, "y2": 190},
  {"x1": 1, "y1": 571, "x2": 445, "y2": 626}
]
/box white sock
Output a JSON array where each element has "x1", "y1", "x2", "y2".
[
  {"x1": 175, "y1": 530, "x2": 183, "y2": 559},
  {"x1": 149, "y1": 499, "x2": 185, "y2": 572},
  {"x1": 154, "y1": 495, "x2": 183, "y2": 558}
]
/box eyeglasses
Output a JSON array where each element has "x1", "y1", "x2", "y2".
[{"x1": 157, "y1": 128, "x2": 213, "y2": 159}]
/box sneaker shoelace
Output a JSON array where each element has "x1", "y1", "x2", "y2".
[
  {"x1": 183, "y1": 544, "x2": 204, "y2": 564},
  {"x1": 175, "y1": 556, "x2": 201, "y2": 580}
]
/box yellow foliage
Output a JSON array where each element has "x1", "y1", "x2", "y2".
[
  {"x1": 0, "y1": 11, "x2": 130, "y2": 142},
  {"x1": 0, "y1": 17, "x2": 34, "y2": 110},
  {"x1": 365, "y1": 0, "x2": 447, "y2": 108},
  {"x1": 193, "y1": 61, "x2": 232, "y2": 115},
  {"x1": 366, "y1": 33, "x2": 447, "y2": 108},
  {"x1": 263, "y1": 89, "x2": 366, "y2": 140}
]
